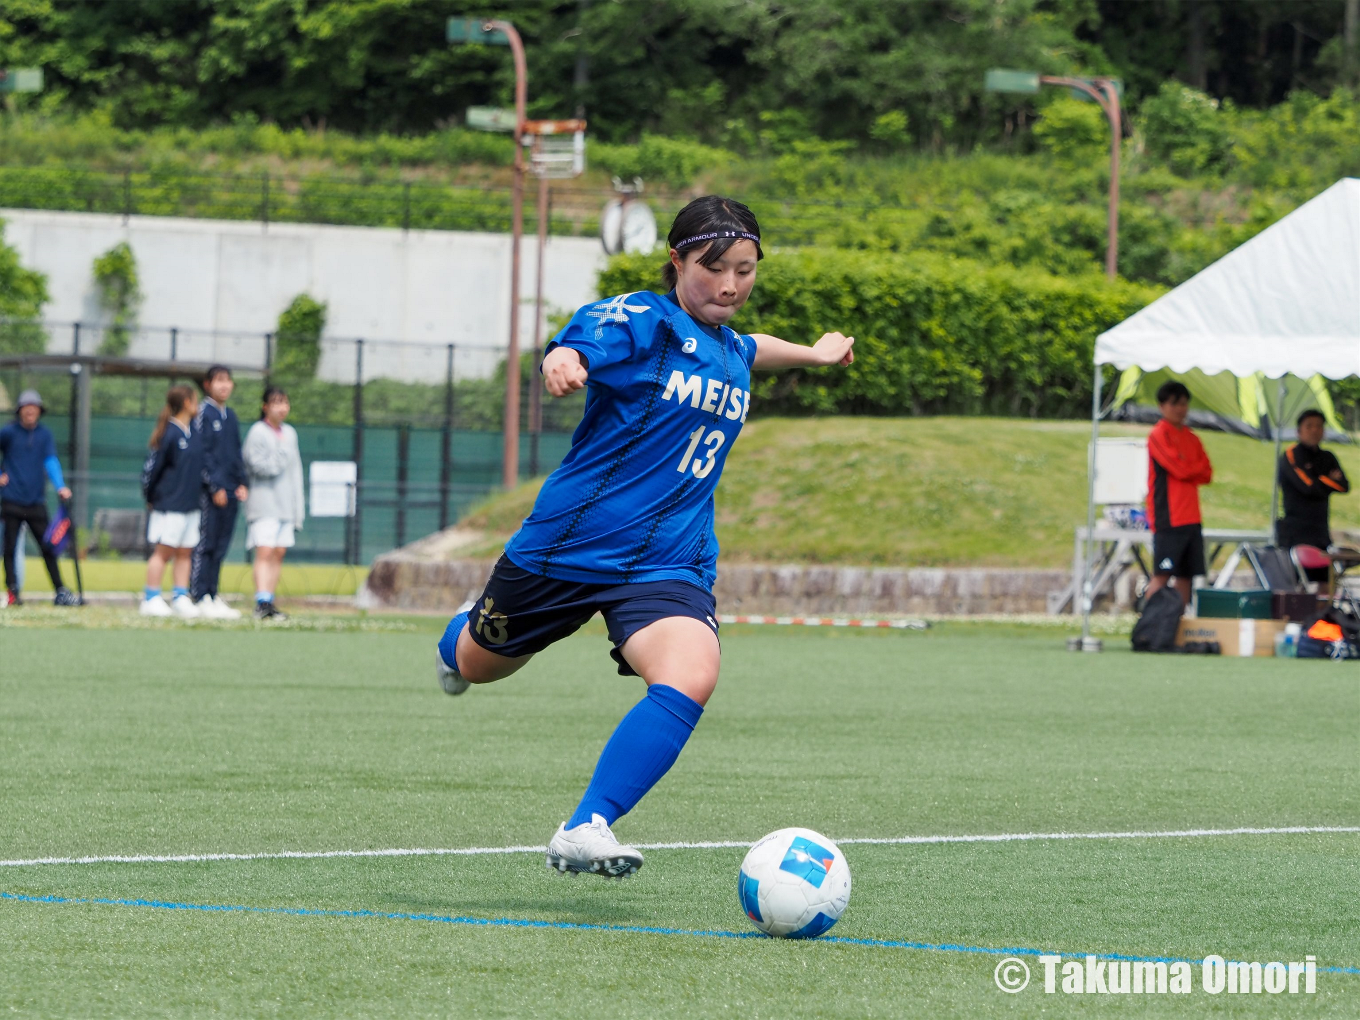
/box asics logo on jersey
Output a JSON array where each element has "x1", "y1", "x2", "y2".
[
  {"x1": 661, "y1": 370, "x2": 749, "y2": 421},
  {"x1": 681, "y1": 338, "x2": 698, "y2": 353}
]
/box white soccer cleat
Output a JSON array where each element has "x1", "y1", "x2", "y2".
[
  {"x1": 435, "y1": 647, "x2": 469, "y2": 696},
  {"x1": 171, "y1": 594, "x2": 200, "y2": 619},
  {"x1": 546, "y1": 814, "x2": 644, "y2": 879},
  {"x1": 140, "y1": 595, "x2": 173, "y2": 617}
]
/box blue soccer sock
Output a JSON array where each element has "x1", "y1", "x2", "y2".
[
  {"x1": 255, "y1": 591, "x2": 273, "y2": 604},
  {"x1": 437, "y1": 610, "x2": 470, "y2": 673},
  {"x1": 566, "y1": 684, "x2": 704, "y2": 829},
  {"x1": 144, "y1": 587, "x2": 159, "y2": 602},
  {"x1": 172, "y1": 586, "x2": 188, "y2": 600}
]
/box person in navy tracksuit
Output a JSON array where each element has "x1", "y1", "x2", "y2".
[
  {"x1": 190, "y1": 365, "x2": 248, "y2": 618},
  {"x1": 140, "y1": 385, "x2": 205, "y2": 617}
]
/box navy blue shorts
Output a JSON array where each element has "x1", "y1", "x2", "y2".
[{"x1": 466, "y1": 555, "x2": 719, "y2": 675}]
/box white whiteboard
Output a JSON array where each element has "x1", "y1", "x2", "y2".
[
  {"x1": 1092, "y1": 439, "x2": 1148, "y2": 505},
  {"x1": 309, "y1": 461, "x2": 357, "y2": 518}
]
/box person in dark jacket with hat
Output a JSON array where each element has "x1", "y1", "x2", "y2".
[{"x1": 0, "y1": 389, "x2": 77, "y2": 606}]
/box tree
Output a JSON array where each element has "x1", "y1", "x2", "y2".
[{"x1": 0, "y1": 216, "x2": 48, "y2": 354}]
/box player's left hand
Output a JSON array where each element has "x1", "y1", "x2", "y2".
[
  {"x1": 813, "y1": 332, "x2": 855, "y2": 367},
  {"x1": 235, "y1": 485, "x2": 249, "y2": 501},
  {"x1": 58, "y1": 486, "x2": 72, "y2": 500}
]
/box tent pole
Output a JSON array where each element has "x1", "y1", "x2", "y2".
[
  {"x1": 1268, "y1": 377, "x2": 1286, "y2": 541},
  {"x1": 1076, "y1": 359, "x2": 1104, "y2": 652}
]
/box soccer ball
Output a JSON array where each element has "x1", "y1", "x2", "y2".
[{"x1": 737, "y1": 827, "x2": 851, "y2": 938}]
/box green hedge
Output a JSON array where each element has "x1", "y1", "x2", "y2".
[{"x1": 600, "y1": 250, "x2": 1160, "y2": 418}]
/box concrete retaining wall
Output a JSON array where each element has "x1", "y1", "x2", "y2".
[{"x1": 359, "y1": 553, "x2": 1071, "y2": 616}]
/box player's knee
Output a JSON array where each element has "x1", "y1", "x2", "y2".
[{"x1": 649, "y1": 669, "x2": 718, "y2": 707}]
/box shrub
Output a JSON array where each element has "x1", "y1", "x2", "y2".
[
  {"x1": 92, "y1": 241, "x2": 141, "y2": 355},
  {"x1": 273, "y1": 294, "x2": 327, "y2": 379},
  {"x1": 600, "y1": 248, "x2": 1159, "y2": 418},
  {"x1": 1139, "y1": 82, "x2": 1232, "y2": 177},
  {"x1": 0, "y1": 216, "x2": 50, "y2": 354},
  {"x1": 1032, "y1": 98, "x2": 1108, "y2": 165}
]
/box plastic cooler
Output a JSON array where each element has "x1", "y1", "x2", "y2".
[{"x1": 1194, "y1": 589, "x2": 1274, "y2": 619}]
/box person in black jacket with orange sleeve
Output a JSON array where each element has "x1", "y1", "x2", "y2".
[
  {"x1": 1145, "y1": 381, "x2": 1213, "y2": 605},
  {"x1": 1277, "y1": 409, "x2": 1349, "y2": 579}
]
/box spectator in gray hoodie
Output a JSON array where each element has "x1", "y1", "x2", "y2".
[{"x1": 242, "y1": 386, "x2": 304, "y2": 620}]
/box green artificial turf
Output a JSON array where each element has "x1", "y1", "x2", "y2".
[{"x1": 0, "y1": 618, "x2": 1356, "y2": 1017}]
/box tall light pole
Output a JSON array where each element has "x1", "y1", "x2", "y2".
[
  {"x1": 449, "y1": 18, "x2": 527, "y2": 490},
  {"x1": 985, "y1": 69, "x2": 1122, "y2": 278},
  {"x1": 987, "y1": 70, "x2": 1123, "y2": 653}
]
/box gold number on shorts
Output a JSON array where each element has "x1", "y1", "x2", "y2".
[{"x1": 476, "y1": 596, "x2": 510, "y2": 645}]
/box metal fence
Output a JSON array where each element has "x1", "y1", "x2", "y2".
[
  {"x1": 0, "y1": 162, "x2": 926, "y2": 247},
  {"x1": 37, "y1": 413, "x2": 571, "y2": 565},
  {"x1": 1, "y1": 319, "x2": 577, "y2": 563}
]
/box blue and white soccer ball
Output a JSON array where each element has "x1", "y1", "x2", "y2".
[{"x1": 737, "y1": 827, "x2": 852, "y2": 938}]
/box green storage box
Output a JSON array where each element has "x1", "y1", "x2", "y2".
[{"x1": 1194, "y1": 588, "x2": 1274, "y2": 619}]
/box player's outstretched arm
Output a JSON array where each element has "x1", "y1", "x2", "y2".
[
  {"x1": 751, "y1": 332, "x2": 854, "y2": 371},
  {"x1": 543, "y1": 346, "x2": 589, "y2": 397}
]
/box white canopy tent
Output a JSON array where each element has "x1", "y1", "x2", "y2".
[{"x1": 1077, "y1": 178, "x2": 1360, "y2": 649}]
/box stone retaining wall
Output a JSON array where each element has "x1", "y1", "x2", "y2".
[{"x1": 360, "y1": 554, "x2": 1070, "y2": 617}]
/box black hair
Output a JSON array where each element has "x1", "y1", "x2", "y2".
[
  {"x1": 201, "y1": 364, "x2": 232, "y2": 391},
  {"x1": 260, "y1": 385, "x2": 288, "y2": 420},
  {"x1": 1297, "y1": 408, "x2": 1326, "y2": 428},
  {"x1": 1155, "y1": 380, "x2": 1191, "y2": 404},
  {"x1": 661, "y1": 195, "x2": 763, "y2": 290}
]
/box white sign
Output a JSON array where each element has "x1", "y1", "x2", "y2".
[
  {"x1": 1092, "y1": 438, "x2": 1148, "y2": 505},
  {"x1": 309, "y1": 461, "x2": 357, "y2": 518}
]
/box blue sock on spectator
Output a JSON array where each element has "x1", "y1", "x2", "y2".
[
  {"x1": 256, "y1": 591, "x2": 273, "y2": 604},
  {"x1": 172, "y1": 586, "x2": 188, "y2": 600},
  {"x1": 566, "y1": 684, "x2": 704, "y2": 829},
  {"x1": 144, "y1": 587, "x2": 158, "y2": 602},
  {"x1": 437, "y1": 610, "x2": 470, "y2": 673}
]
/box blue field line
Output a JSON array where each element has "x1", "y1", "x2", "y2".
[{"x1": 2, "y1": 890, "x2": 1356, "y2": 974}]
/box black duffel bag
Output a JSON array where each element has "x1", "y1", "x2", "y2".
[{"x1": 1131, "y1": 587, "x2": 1184, "y2": 653}]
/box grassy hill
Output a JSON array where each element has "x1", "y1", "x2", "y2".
[{"x1": 461, "y1": 417, "x2": 1360, "y2": 568}]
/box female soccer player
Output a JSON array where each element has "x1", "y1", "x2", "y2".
[
  {"x1": 242, "y1": 386, "x2": 304, "y2": 621},
  {"x1": 435, "y1": 196, "x2": 854, "y2": 878},
  {"x1": 140, "y1": 385, "x2": 204, "y2": 618}
]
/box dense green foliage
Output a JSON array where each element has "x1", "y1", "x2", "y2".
[
  {"x1": 603, "y1": 250, "x2": 1156, "y2": 418},
  {"x1": 91, "y1": 241, "x2": 140, "y2": 356},
  {"x1": 0, "y1": 1, "x2": 1351, "y2": 145},
  {"x1": 0, "y1": 216, "x2": 48, "y2": 355},
  {"x1": 272, "y1": 293, "x2": 326, "y2": 379}
]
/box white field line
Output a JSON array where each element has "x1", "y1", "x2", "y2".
[{"x1": 0, "y1": 825, "x2": 1355, "y2": 869}]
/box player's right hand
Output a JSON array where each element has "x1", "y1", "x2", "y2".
[
  {"x1": 212, "y1": 489, "x2": 228, "y2": 507},
  {"x1": 543, "y1": 346, "x2": 588, "y2": 397},
  {"x1": 0, "y1": 472, "x2": 7, "y2": 487}
]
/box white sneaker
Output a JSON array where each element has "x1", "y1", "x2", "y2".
[
  {"x1": 435, "y1": 647, "x2": 469, "y2": 696},
  {"x1": 196, "y1": 594, "x2": 241, "y2": 620},
  {"x1": 546, "y1": 814, "x2": 644, "y2": 878},
  {"x1": 140, "y1": 595, "x2": 173, "y2": 617},
  {"x1": 171, "y1": 594, "x2": 200, "y2": 619}
]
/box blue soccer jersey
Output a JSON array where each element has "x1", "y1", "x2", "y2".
[{"x1": 504, "y1": 290, "x2": 757, "y2": 589}]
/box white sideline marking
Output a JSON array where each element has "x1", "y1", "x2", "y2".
[{"x1": 0, "y1": 826, "x2": 1355, "y2": 869}]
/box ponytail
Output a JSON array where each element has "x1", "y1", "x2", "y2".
[{"x1": 149, "y1": 384, "x2": 196, "y2": 448}]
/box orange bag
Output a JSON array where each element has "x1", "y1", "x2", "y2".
[{"x1": 1307, "y1": 620, "x2": 1344, "y2": 642}]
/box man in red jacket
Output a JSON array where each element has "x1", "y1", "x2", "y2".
[{"x1": 1145, "y1": 381, "x2": 1213, "y2": 604}]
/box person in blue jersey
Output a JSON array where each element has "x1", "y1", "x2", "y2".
[
  {"x1": 190, "y1": 365, "x2": 249, "y2": 619},
  {"x1": 434, "y1": 196, "x2": 854, "y2": 878},
  {"x1": 0, "y1": 389, "x2": 77, "y2": 606},
  {"x1": 140, "y1": 385, "x2": 205, "y2": 619}
]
